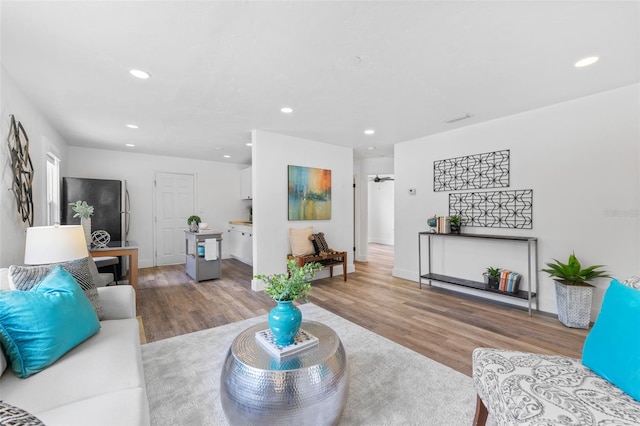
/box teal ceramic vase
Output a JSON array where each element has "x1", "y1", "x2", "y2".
[{"x1": 268, "y1": 301, "x2": 302, "y2": 346}]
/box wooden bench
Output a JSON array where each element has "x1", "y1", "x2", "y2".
[{"x1": 288, "y1": 251, "x2": 348, "y2": 282}]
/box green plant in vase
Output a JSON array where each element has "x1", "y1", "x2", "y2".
[
  {"x1": 449, "y1": 215, "x2": 461, "y2": 233},
  {"x1": 484, "y1": 266, "x2": 501, "y2": 289},
  {"x1": 187, "y1": 215, "x2": 201, "y2": 232},
  {"x1": 254, "y1": 259, "x2": 322, "y2": 346}
]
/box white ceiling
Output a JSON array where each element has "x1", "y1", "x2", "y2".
[{"x1": 2, "y1": 1, "x2": 638, "y2": 165}]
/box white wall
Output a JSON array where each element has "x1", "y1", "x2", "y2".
[
  {"x1": 0, "y1": 66, "x2": 68, "y2": 267},
  {"x1": 368, "y1": 178, "x2": 394, "y2": 245},
  {"x1": 252, "y1": 130, "x2": 354, "y2": 290},
  {"x1": 67, "y1": 147, "x2": 247, "y2": 267},
  {"x1": 394, "y1": 84, "x2": 640, "y2": 319},
  {"x1": 354, "y1": 157, "x2": 394, "y2": 261}
]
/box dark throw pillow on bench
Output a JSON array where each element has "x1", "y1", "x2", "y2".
[{"x1": 309, "y1": 232, "x2": 330, "y2": 255}]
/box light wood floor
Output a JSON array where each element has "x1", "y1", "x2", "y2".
[{"x1": 137, "y1": 244, "x2": 588, "y2": 376}]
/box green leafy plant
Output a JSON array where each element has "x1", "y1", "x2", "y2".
[
  {"x1": 255, "y1": 259, "x2": 323, "y2": 302},
  {"x1": 486, "y1": 266, "x2": 501, "y2": 278},
  {"x1": 187, "y1": 215, "x2": 201, "y2": 226},
  {"x1": 542, "y1": 252, "x2": 610, "y2": 286},
  {"x1": 449, "y1": 215, "x2": 461, "y2": 226},
  {"x1": 70, "y1": 200, "x2": 93, "y2": 219}
]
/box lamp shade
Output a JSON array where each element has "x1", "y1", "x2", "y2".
[{"x1": 24, "y1": 225, "x2": 89, "y2": 265}]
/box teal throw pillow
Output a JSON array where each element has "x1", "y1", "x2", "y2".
[
  {"x1": 582, "y1": 279, "x2": 640, "y2": 401},
  {"x1": 0, "y1": 265, "x2": 100, "y2": 378}
]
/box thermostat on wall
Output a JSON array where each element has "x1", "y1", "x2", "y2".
[{"x1": 408, "y1": 188, "x2": 416, "y2": 195}]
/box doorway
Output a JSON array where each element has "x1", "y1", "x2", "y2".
[
  {"x1": 367, "y1": 174, "x2": 394, "y2": 246},
  {"x1": 154, "y1": 172, "x2": 195, "y2": 266}
]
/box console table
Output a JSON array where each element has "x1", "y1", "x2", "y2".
[{"x1": 418, "y1": 232, "x2": 538, "y2": 315}]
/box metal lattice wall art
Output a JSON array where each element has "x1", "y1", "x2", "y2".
[
  {"x1": 7, "y1": 115, "x2": 34, "y2": 226},
  {"x1": 434, "y1": 150, "x2": 510, "y2": 192},
  {"x1": 449, "y1": 189, "x2": 533, "y2": 229}
]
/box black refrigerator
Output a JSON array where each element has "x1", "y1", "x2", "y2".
[
  {"x1": 61, "y1": 177, "x2": 129, "y2": 242},
  {"x1": 61, "y1": 177, "x2": 130, "y2": 279}
]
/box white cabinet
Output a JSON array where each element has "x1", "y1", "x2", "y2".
[
  {"x1": 240, "y1": 167, "x2": 252, "y2": 199},
  {"x1": 229, "y1": 224, "x2": 253, "y2": 265}
]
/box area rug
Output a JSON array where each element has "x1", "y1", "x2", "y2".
[{"x1": 142, "y1": 303, "x2": 476, "y2": 425}]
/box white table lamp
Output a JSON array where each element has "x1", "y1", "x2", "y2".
[{"x1": 24, "y1": 225, "x2": 89, "y2": 265}]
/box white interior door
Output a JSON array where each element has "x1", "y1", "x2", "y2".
[{"x1": 155, "y1": 172, "x2": 195, "y2": 266}]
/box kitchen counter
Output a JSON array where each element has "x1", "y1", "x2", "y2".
[{"x1": 228, "y1": 222, "x2": 253, "y2": 265}]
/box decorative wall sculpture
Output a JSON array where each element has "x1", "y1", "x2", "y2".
[
  {"x1": 434, "y1": 150, "x2": 510, "y2": 192},
  {"x1": 449, "y1": 189, "x2": 533, "y2": 229},
  {"x1": 288, "y1": 165, "x2": 332, "y2": 220},
  {"x1": 7, "y1": 115, "x2": 34, "y2": 226}
]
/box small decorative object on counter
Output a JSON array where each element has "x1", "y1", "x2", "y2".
[
  {"x1": 187, "y1": 215, "x2": 201, "y2": 233},
  {"x1": 254, "y1": 259, "x2": 322, "y2": 346},
  {"x1": 91, "y1": 230, "x2": 111, "y2": 248},
  {"x1": 427, "y1": 215, "x2": 437, "y2": 233}
]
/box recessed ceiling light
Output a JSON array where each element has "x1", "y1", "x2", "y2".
[
  {"x1": 129, "y1": 69, "x2": 151, "y2": 79},
  {"x1": 575, "y1": 56, "x2": 599, "y2": 68},
  {"x1": 223, "y1": 154, "x2": 231, "y2": 158},
  {"x1": 126, "y1": 124, "x2": 139, "y2": 129},
  {"x1": 246, "y1": 143, "x2": 253, "y2": 147},
  {"x1": 281, "y1": 107, "x2": 294, "y2": 114},
  {"x1": 368, "y1": 146, "x2": 376, "y2": 151},
  {"x1": 364, "y1": 129, "x2": 375, "y2": 135},
  {"x1": 125, "y1": 144, "x2": 135, "y2": 147}
]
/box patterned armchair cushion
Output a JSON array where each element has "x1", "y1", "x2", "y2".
[{"x1": 472, "y1": 347, "x2": 640, "y2": 425}]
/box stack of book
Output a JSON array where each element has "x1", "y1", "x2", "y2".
[
  {"x1": 255, "y1": 328, "x2": 319, "y2": 359},
  {"x1": 436, "y1": 216, "x2": 451, "y2": 234},
  {"x1": 499, "y1": 271, "x2": 522, "y2": 293}
]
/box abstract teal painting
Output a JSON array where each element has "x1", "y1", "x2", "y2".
[{"x1": 288, "y1": 165, "x2": 331, "y2": 220}]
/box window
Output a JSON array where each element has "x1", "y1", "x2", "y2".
[{"x1": 46, "y1": 152, "x2": 60, "y2": 225}]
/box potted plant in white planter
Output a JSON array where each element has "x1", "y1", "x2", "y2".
[
  {"x1": 542, "y1": 252, "x2": 610, "y2": 329},
  {"x1": 254, "y1": 259, "x2": 322, "y2": 346},
  {"x1": 70, "y1": 200, "x2": 94, "y2": 245}
]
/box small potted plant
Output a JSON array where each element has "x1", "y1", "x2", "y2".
[
  {"x1": 483, "y1": 267, "x2": 501, "y2": 289},
  {"x1": 449, "y1": 215, "x2": 462, "y2": 234},
  {"x1": 187, "y1": 215, "x2": 201, "y2": 232},
  {"x1": 254, "y1": 259, "x2": 322, "y2": 346},
  {"x1": 542, "y1": 252, "x2": 610, "y2": 329}
]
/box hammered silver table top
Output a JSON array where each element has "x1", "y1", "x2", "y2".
[{"x1": 220, "y1": 320, "x2": 349, "y2": 426}]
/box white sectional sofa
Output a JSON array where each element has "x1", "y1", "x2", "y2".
[{"x1": 0, "y1": 268, "x2": 150, "y2": 425}]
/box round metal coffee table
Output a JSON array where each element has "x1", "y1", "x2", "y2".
[{"x1": 220, "y1": 320, "x2": 349, "y2": 426}]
